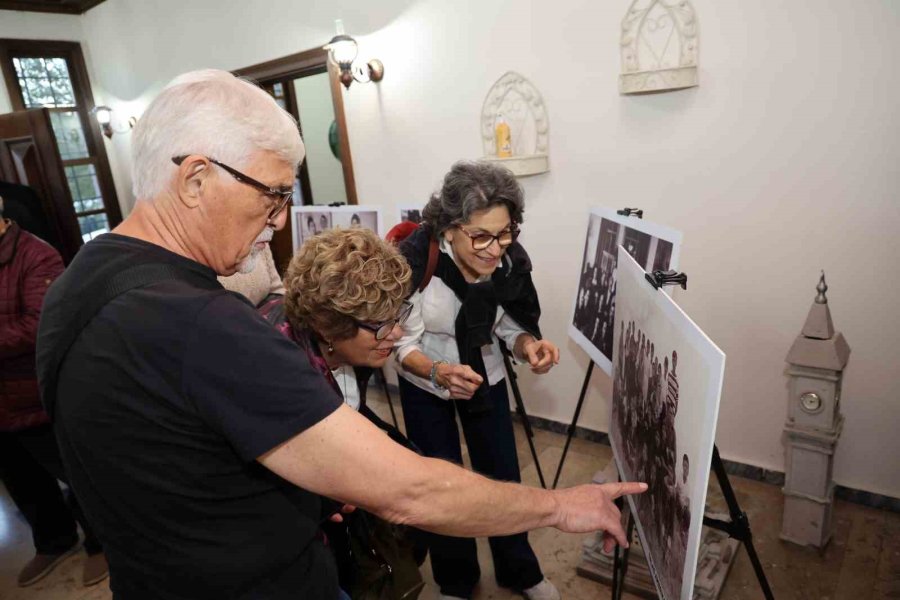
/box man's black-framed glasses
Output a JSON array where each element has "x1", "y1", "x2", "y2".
[
  {"x1": 456, "y1": 223, "x2": 520, "y2": 251},
  {"x1": 356, "y1": 301, "x2": 414, "y2": 340},
  {"x1": 172, "y1": 155, "x2": 293, "y2": 220}
]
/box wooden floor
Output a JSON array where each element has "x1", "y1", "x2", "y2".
[{"x1": 1, "y1": 393, "x2": 897, "y2": 599}]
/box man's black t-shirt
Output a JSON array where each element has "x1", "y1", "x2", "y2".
[{"x1": 37, "y1": 234, "x2": 343, "y2": 599}]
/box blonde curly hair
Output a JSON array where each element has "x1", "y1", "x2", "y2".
[{"x1": 284, "y1": 227, "x2": 412, "y2": 342}]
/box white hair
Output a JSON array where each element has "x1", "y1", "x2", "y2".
[{"x1": 131, "y1": 69, "x2": 305, "y2": 200}]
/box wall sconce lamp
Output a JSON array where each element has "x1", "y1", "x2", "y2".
[
  {"x1": 324, "y1": 20, "x2": 384, "y2": 90},
  {"x1": 90, "y1": 105, "x2": 136, "y2": 139}
]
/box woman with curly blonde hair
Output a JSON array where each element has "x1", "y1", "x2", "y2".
[{"x1": 261, "y1": 227, "x2": 413, "y2": 373}]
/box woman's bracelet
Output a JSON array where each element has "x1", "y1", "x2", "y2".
[{"x1": 430, "y1": 360, "x2": 448, "y2": 391}]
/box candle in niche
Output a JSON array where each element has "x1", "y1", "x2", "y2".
[{"x1": 495, "y1": 114, "x2": 512, "y2": 157}]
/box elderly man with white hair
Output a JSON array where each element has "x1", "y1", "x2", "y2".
[{"x1": 36, "y1": 70, "x2": 645, "y2": 599}]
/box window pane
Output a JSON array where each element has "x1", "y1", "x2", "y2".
[
  {"x1": 13, "y1": 56, "x2": 76, "y2": 108},
  {"x1": 50, "y1": 111, "x2": 89, "y2": 160},
  {"x1": 22, "y1": 76, "x2": 54, "y2": 107},
  {"x1": 65, "y1": 164, "x2": 105, "y2": 213},
  {"x1": 77, "y1": 213, "x2": 109, "y2": 243}
]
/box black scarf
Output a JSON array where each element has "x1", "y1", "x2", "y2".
[{"x1": 400, "y1": 225, "x2": 542, "y2": 412}]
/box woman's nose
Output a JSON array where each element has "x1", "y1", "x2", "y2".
[{"x1": 384, "y1": 323, "x2": 403, "y2": 341}]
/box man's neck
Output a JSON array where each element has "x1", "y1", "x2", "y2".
[{"x1": 114, "y1": 199, "x2": 199, "y2": 264}]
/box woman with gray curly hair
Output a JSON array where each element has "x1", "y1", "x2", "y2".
[{"x1": 394, "y1": 161, "x2": 561, "y2": 600}]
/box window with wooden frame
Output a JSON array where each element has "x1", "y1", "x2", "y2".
[{"x1": 0, "y1": 39, "x2": 121, "y2": 242}]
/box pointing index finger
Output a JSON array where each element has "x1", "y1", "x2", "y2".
[{"x1": 609, "y1": 482, "x2": 648, "y2": 499}]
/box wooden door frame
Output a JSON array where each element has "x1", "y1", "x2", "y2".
[
  {"x1": 233, "y1": 47, "x2": 358, "y2": 205},
  {"x1": 0, "y1": 38, "x2": 123, "y2": 226},
  {"x1": 0, "y1": 108, "x2": 84, "y2": 262}
]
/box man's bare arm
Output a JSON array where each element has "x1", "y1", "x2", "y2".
[{"x1": 259, "y1": 404, "x2": 645, "y2": 543}]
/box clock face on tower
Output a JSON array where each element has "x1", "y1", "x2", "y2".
[{"x1": 800, "y1": 392, "x2": 823, "y2": 413}]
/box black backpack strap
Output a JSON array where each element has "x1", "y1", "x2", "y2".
[{"x1": 42, "y1": 263, "x2": 192, "y2": 419}]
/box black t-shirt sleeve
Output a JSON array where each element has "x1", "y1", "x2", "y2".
[{"x1": 184, "y1": 293, "x2": 342, "y2": 461}]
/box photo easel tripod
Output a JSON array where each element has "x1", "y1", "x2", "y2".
[
  {"x1": 608, "y1": 446, "x2": 774, "y2": 600},
  {"x1": 499, "y1": 340, "x2": 547, "y2": 488},
  {"x1": 608, "y1": 270, "x2": 774, "y2": 600}
]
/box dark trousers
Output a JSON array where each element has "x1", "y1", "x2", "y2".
[
  {"x1": 0, "y1": 424, "x2": 102, "y2": 555},
  {"x1": 398, "y1": 377, "x2": 543, "y2": 598}
]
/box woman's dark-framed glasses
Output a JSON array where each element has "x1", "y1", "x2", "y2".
[
  {"x1": 172, "y1": 155, "x2": 293, "y2": 220},
  {"x1": 456, "y1": 223, "x2": 520, "y2": 251},
  {"x1": 356, "y1": 301, "x2": 414, "y2": 340}
]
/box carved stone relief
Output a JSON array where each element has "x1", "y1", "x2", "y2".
[{"x1": 620, "y1": 0, "x2": 699, "y2": 95}]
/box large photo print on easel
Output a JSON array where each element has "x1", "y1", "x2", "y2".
[
  {"x1": 611, "y1": 249, "x2": 725, "y2": 600},
  {"x1": 568, "y1": 207, "x2": 682, "y2": 375}
]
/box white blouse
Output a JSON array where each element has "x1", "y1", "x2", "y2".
[{"x1": 394, "y1": 241, "x2": 527, "y2": 399}]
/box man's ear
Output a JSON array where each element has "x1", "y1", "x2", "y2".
[{"x1": 175, "y1": 156, "x2": 211, "y2": 209}]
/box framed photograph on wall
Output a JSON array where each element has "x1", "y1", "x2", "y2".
[
  {"x1": 610, "y1": 248, "x2": 725, "y2": 600},
  {"x1": 568, "y1": 206, "x2": 683, "y2": 375},
  {"x1": 290, "y1": 206, "x2": 383, "y2": 252}
]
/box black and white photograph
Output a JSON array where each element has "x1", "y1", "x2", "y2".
[
  {"x1": 290, "y1": 206, "x2": 383, "y2": 252},
  {"x1": 569, "y1": 207, "x2": 682, "y2": 375},
  {"x1": 399, "y1": 204, "x2": 424, "y2": 224},
  {"x1": 611, "y1": 249, "x2": 725, "y2": 600}
]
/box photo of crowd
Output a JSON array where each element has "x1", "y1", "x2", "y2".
[
  {"x1": 610, "y1": 249, "x2": 726, "y2": 600},
  {"x1": 612, "y1": 318, "x2": 690, "y2": 600},
  {"x1": 569, "y1": 208, "x2": 681, "y2": 374}
]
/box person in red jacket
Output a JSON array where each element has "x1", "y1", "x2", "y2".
[{"x1": 0, "y1": 197, "x2": 107, "y2": 587}]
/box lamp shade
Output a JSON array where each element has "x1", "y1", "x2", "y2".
[
  {"x1": 325, "y1": 34, "x2": 358, "y2": 66},
  {"x1": 92, "y1": 106, "x2": 112, "y2": 125}
]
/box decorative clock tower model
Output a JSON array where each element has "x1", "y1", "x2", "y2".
[{"x1": 781, "y1": 273, "x2": 850, "y2": 548}]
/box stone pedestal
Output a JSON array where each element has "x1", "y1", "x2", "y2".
[{"x1": 576, "y1": 464, "x2": 738, "y2": 599}]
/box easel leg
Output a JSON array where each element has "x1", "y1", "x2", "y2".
[
  {"x1": 500, "y1": 344, "x2": 547, "y2": 489},
  {"x1": 705, "y1": 445, "x2": 775, "y2": 600},
  {"x1": 552, "y1": 361, "x2": 595, "y2": 489},
  {"x1": 611, "y1": 497, "x2": 634, "y2": 600},
  {"x1": 375, "y1": 368, "x2": 400, "y2": 430}
]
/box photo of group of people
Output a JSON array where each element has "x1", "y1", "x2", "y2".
[
  {"x1": 613, "y1": 318, "x2": 690, "y2": 600},
  {"x1": 611, "y1": 250, "x2": 726, "y2": 600},
  {"x1": 399, "y1": 205, "x2": 424, "y2": 224},
  {"x1": 569, "y1": 207, "x2": 682, "y2": 375},
  {"x1": 291, "y1": 206, "x2": 382, "y2": 252}
]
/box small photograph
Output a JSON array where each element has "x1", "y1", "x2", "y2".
[
  {"x1": 568, "y1": 207, "x2": 683, "y2": 375},
  {"x1": 399, "y1": 205, "x2": 425, "y2": 224},
  {"x1": 331, "y1": 209, "x2": 378, "y2": 231},
  {"x1": 611, "y1": 249, "x2": 725, "y2": 600},
  {"x1": 290, "y1": 206, "x2": 383, "y2": 252}
]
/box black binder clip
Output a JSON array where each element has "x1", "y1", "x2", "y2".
[
  {"x1": 645, "y1": 270, "x2": 688, "y2": 291},
  {"x1": 616, "y1": 208, "x2": 643, "y2": 218},
  {"x1": 328, "y1": 201, "x2": 347, "y2": 207}
]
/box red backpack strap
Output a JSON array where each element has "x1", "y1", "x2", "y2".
[{"x1": 419, "y1": 236, "x2": 439, "y2": 293}]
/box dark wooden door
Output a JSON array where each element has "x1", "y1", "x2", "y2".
[{"x1": 0, "y1": 108, "x2": 82, "y2": 263}]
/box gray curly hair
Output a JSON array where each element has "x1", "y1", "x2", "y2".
[{"x1": 422, "y1": 161, "x2": 525, "y2": 235}]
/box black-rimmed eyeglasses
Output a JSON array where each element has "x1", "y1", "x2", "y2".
[
  {"x1": 355, "y1": 301, "x2": 414, "y2": 340},
  {"x1": 172, "y1": 155, "x2": 293, "y2": 221},
  {"x1": 456, "y1": 223, "x2": 520, "y2": 251}
]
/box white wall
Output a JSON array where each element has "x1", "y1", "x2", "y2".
[
  {"x1": 2, "y1": 1, "x2": 897, "y2": 498},
  {"x1": 294, "y1": 73, "x2": 347, "y2": 205}
]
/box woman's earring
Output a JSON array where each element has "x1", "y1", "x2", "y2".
[{"x1": 327, "y1": 342, "x2": 334, "y2": 353}]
